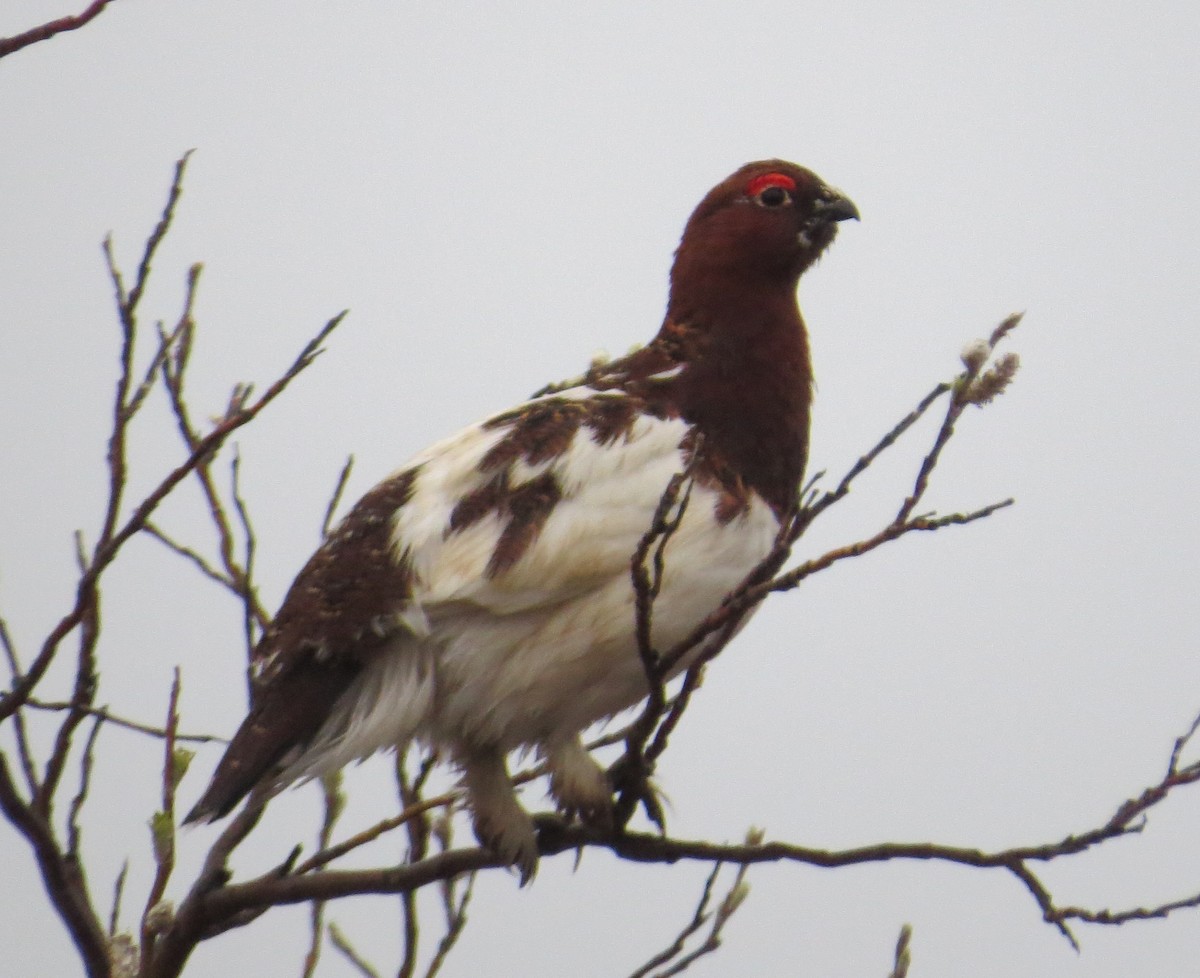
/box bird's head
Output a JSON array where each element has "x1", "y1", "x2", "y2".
[{"x1": 671, "y1": 159, "x2": 859, "y2": 292}]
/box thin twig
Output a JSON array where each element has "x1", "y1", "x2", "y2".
[
  {"x1": 156, "y1": 283, "x2": 270, "y2": 650},
  {"x1": 301, "y1": 772, "x2": 346, "y2": 978},
  {"x1": 1007, "y1": 861, "x2": 1078, "y2": 949},
  {"x1": 65, "y1": 715, "x2": 104, "y2": 860},
  {"x1": 801, "y1": 381, "x2": 952, "y2": 532},
  {"x1": 34, "y1": 568, "x2": 101, "y2": 818},
  {"x1": 1054, "y1": 891, "x2": 1200, "y2": 926},
  {"x1": 424, "y1": 870, "x2": 475, "y2": 978},
  {"x1": 230, "y1": 448, "x2": 267, "y2": 654},
  {"x1": 322, "y1": 456, "x2": 355, "y2": 539},
  {"x1": 295, "y1": 790, "x2": 461, "y2": 875},
  {"x1": 328, "y1": 922, "x2": 383, "y2": 978},
  {"x1": 0, "y1": 617, "x2": 39, "y2": 790},
  {"x1": 886, "y1": 925, "x2": 913, "y2": 978},
  {"x1": 1167, "y1": 707, "x2": 1200, "y2": 776},
  {"x1": 616, "y1": 470, "x2": 692, "y2": 828},
  {"x1": 109, "y1": 860, "x2": 129, "y2": 937},
  {"x1": 655, "y1": 497, "x2": 1013, "y2": 684},
  {"x1": 396, "y1": 749, "x2": 432, "y2": 978},
  {"x1": 0, "y1": 0, "x2": 120, "y2": 60},
  {"x1": 149, "y1": 801, "x2": 267, "y2": 977},
  {"x1": 628, "y1": 863, "x2": 722, "y2": 978},
  {"x1": 141, "y1": 670, "x2": 184, "y2": 973},
  {"x1": 0, "y1": 754, "x2": 109, "y2": 978},
  {"x1": 142, "y1": 523, "x2": 237, "y2": 590},
  {"x1": 126, "y1": 301, "x2": 192, "y2": 421},
  {"x1": 894, "y1": 388, "x2": 970, "y2": 525},
  {"x1": 648, "y1": 861, "x2": 751, "y2": 978},
  {"x1": 0, "y1": 310, "x2": 346, "y2": 726},
  {"x1": 23, "y1": 698, "x2": 223, "y2": 744}
]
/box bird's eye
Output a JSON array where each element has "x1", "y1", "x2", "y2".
[
  {"x1": 745, "y1": 172, "x2": 797, "y2": 209},
  {"x1": 756, "y1": 185, "x2": 790, "y2": 208}
]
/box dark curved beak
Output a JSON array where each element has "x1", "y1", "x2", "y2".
[{"x1": 815, "y1": 193, "x2": 860, "y2": 222}]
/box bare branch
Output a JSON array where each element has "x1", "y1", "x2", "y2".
[
  {"x1": 148, "y1": 802, "x2": 268, "y2": 976},
  {"x1": 34, "y1": 566, "x2": 101, "y2": 819},
  {"x1": 0, "y1": 309, "x2": 346, "y2": 726},
  {"x1": 141, "y1": 669, "x2": 186, "y2": 974},
  {"x1": 229, "y1": 448, "x2": 268, "y2": 654},
  {"x1": 801, "y1": 380, "x2": 952, "y2": 530},
  {"x1": 615, "y1": 471, "x2": 693, "y2": 829},
  {"x1": 173, "y1": 700, "x2": 1200, "y2": 955},
  {"x1": 295, "y1": 789, "x2": 460, "y2": 876},
  {"x1": 65, "y1": 715, "x2": 103, "y2": 860},
  {"x1": 630, "y1": 831, "x2": 756, "y2": 978},
  {"x1": 1008, "y1": 862, "x2": 1078, "y2": 950},
  {"x1": 0, "y1": 754, "x2": 108, "y2": 978},
  {"x1": 1167, "y1": 707, "x2": 1200, "y2": 776},
  {"x1": 127, "y1": 290, "x2": 194, "y2": 421},
  {"x1": 156, "y1": 276, "x2": 270, "y2": 656},
  {"x1": 23, "y1": 697, "x2": 223, "y2": 744},
  {"x1": 1054, "y1": 891, "x2": 1200, "y2": 927},
  {"x1": 0, "y1": 0, "x2": 120, "y2": 60},
  {"x1": 0, "y1": 617, "x2": 39, "y2": 790},
  {"x1": 894, "y1": 381, "x2": 973, "y2": 525}
]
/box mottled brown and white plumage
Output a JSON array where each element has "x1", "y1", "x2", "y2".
[{"x1": 185, "y1": 160, "x2": 858, "y2": 880}]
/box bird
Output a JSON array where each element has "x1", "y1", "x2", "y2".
[{"x1": 184, "y1": 159, "x2": 858, "y2": 881}]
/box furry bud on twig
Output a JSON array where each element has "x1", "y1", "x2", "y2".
[
  {"x1": 964, "y1": 352, "x2": 1021, "y2": 406},
  {"x1": 960, "y1": 339, "x2": 991, "y2": 374}
]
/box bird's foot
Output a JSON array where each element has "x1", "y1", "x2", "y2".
[
  {"x1": 545, "y1": 737, "x2": 614, "y2": 832},
  {"x1": 471, "y1": 802, "x2": 539, "y2": 885},
  {"x1": 461, "y1": 751, "x2": 539, "y2": 884}
]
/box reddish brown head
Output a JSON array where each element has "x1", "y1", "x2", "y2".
[
  {"x1": 655, "y1": 160, "x2": 858, "y2": 517},
  {"x1": 668, "y1": 159, "x2": 858, "y2": 321}
]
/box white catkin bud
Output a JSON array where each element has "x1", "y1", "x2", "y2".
[
  {"x1": 960, "y1": 339, "x2": 991, "y2": 373},
  {"x1": 109, "y1": 935, "x2": 138, "y2": 978},
  {"x1": 724, "y1": 880, "x2": 751, "y2": 914},
  {"x1": 995, "y1": 351, "x2": 1020, "y2": 375},
  {"x1": 144, "y1": 900, "x2": 175, "y2": 936}
]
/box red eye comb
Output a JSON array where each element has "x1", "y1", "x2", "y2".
[{"x1": 745, "y1": 173, "x2": 796, "y2": 197}]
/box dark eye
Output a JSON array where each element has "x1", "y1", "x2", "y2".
[{"x1": 755, "y1": 185, "x2": 791, "y2": 208}]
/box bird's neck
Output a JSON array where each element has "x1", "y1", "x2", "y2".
[{"x1": 659, "y1": 282, "x2": 812, "y2": 518}]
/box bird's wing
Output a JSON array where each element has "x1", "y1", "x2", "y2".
[{"x1": 397, "y1": 388, "x2": 697, "y2": 619}]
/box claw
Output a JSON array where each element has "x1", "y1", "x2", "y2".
[
  {"x1": 545, "y1": 737, "x2": 615, "y2": 832},
  {"x1": 461, "y1": 750, "x2": 540, "y2": 884},
  {"x1": 472, "y1": 807, "x2": 539, "y2": 885}
]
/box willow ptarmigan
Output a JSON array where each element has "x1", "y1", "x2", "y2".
[{"x1": 185, "y1": 160, "x2": 858, "y2": 881}]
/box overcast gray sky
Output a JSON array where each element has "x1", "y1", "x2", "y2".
[{"x1": 3, "y1": 2, "x2": 1200, "y2": 976}]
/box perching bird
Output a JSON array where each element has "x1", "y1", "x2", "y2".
[{"x1": 185, "y1": 160, "x2": 858, "y2": 880}]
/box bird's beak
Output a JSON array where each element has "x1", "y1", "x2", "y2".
[{"x1": 814, "y1": 193, "x2": 860, "y2": 223}]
